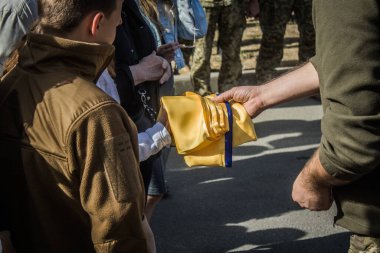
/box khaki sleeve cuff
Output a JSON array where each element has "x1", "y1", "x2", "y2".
[{"x1": 319, "y1": 137, "x2": 360, "y2": 181}]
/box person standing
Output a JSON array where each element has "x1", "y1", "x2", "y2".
[
  {"x1": 0, "y1": 0, "x2": 155, "y2": 251},
  {"x1": 0, "y1": 0, "x2": 38, "y2": 75},
  {"x1": 255, "y1": 0, "x2": 315, "y2": 83},
  {"x1": 114, "y1": 0, "x2": 179, "y2": 221},
  {"x1": 190, "y1": 0, "x2": 247, "y2": 95},
  {"x1": 214, "y1": 0, "x2": 380, "y2": 251}
]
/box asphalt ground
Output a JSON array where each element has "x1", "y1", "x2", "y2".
[{"x1": 151, "y1": 88, "x2": 350, "y2": 253}]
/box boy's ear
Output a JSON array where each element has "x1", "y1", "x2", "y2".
[{"x1": 90, "y1": 12, "x2": 104, "y2": 36}]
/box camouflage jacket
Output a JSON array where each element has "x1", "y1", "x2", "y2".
[
  {"x1": 200, "y1": 0, "x2": 232, "y2": 8},
  {"x1": 200, "y1": 0, "x2": 250, "y2": 8}
]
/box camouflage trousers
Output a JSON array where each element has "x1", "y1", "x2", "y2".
[
  {"x1": 191, "y1": 2, "x2": 246, "y2": 95},
  {"x1": 256, "y1": 0, "x2": 315, "y2": 83},
  {"x1": 349, "y1": 234, "x2": 380, "y2": 253}
]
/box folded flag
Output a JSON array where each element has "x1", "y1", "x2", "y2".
[{"x1": 160, "y1": 92, "x2": 257, "y2": 167}]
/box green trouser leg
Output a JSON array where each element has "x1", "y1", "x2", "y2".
[
  {"x1": 191, "y1": 6, "x2": 219, "y2": 95},
  {"x1": 191, "y1": 2, "x2": 246, "y2": 94},
  {"x1": 293, "y1": 0, "x2": 315, "y2": 62},
  {"x1": 217, "y1": 1, "x2": 245, "y2": 93},
  {"x1": 256, "y1": 0, "x2": 315, "y2": 83}
]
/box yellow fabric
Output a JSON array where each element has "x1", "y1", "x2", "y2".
[{"x1": 160, "y1": 92, "x2": 257, "y2": 167}]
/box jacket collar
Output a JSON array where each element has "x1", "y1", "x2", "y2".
[{"x1": 19, "y1": 33, "x2": 115, "y2": 82}]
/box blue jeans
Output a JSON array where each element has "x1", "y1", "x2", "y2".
[{"x1": 157, "y1": 0, "x2": 186, "y2": 70}]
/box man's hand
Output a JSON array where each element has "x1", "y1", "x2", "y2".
[
  {"x1": 246, "y1": 0, "x2": 260, "y2": 19},
  {"x1": 157, "y1": 42, "x2": 180, "y2": 62},
  {"x1": 292, "y1": 169, "x2": 333, "y2": 211},
  {"x1": 212, "y1": 86, "x2": 265, "y2": 118},
  {"x1": 292, "y1": 150, "x2": 334, "y2": 211},
  {"x1": 130, "y1": 51, "x2": 171, "y2": 85}
]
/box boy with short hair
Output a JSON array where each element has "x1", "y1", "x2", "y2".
[{"x1": 0, "y1": 0, "x2": 154, "y2": 252}]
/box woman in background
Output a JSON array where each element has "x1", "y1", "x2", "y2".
[{"x1": 114, "y1": 0, "x2": 179, "y2": 221}]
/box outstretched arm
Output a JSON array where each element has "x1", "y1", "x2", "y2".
[{"x1": 213, "y1": 62, "x2": 320, "y2": 117}]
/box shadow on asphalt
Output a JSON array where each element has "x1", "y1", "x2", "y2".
[
  {"x1": 236, "y1": 232, "x2": 350, "y2": 253},
  {"x1": 152, "y1": 147, "x2": 349, "y2": 252},
  {"x1": 151, "y1": 98, "x2": 348, "y2": 253}
]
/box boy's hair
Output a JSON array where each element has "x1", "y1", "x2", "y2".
[
  {"x1": 1, "y1": 0, "x2": 117, "y2": 77},
  {"x1": 36, "y1": 0, "x2": 117, "y2": 35}
]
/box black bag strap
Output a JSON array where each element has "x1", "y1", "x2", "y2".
[{"x1": 137, "y1": 85, "x2": 157, "y2": 123}]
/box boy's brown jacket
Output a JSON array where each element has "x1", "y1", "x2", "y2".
[{"x1": 0, "y1": 33, "x2": 148, "y2": 252}]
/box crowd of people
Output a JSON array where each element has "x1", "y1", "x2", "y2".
[{"x1": 0, "y1": 0, "x2": 379, "y2": 252}]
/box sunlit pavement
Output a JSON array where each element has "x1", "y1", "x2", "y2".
[{"x1": 151, "y1": 94, "x2": 349, "y2": 253}]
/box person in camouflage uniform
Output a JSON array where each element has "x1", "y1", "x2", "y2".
[
  {"x1": 190, "y1": 0, "x2": 247, "y2": 95},
  {"x1": 256, "y1": 0, "x2": 315, "y2": 83}
]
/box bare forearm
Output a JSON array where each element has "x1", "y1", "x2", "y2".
[
  {"x1": 260, "y1": 62, "x2": 320, "y2": 110},
  {"x1": 304, "y1": 148, "x2": 350, "y2": 187}
]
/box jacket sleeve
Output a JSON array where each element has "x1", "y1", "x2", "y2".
[
  {"x1": 115, "y1": 63, "x2": 137, "y2": 108},
  {"x1": 138, "y1": 122, "x2": 171, "y2": 162},
  {"x1": 67, "y1": 101, "x2": 148, "y2": 252},
  {"x1": 311, "y1": 0, "x2": 380, "y2": 181}
]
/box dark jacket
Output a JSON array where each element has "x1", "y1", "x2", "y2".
[
  {"x1": 114, "y1": 0, "x2": 165, "y2": 190},
  {"x1": 114, "y1": 0, "x2": 160, "y2": 123},
  {"x1": 311, "y1": 0, "x2": 380, "y2": 236},
  {"x1": 0, "y1": 33, "x2": 147, "y2": 252}
]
